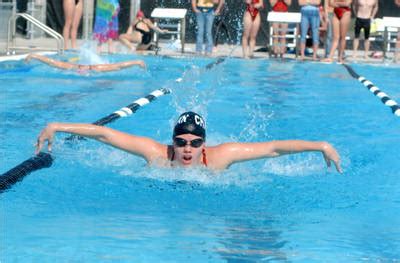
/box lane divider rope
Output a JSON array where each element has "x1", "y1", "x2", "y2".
[
  {"x1": 0, "y1": 153, "x2": 53, "y2": 192},
  {"x1": 95, "y1": 88, "x2": 170, "y2": 126},
  {"x1": 0, "y1": 88, "x2": 171, "y2": 192},
  {"x1": 0, "y1": 55, "x2": 228, "y2": 193},
  {"x1": 342, "y1": 64, "x2": 400, "y2": 117},
  {"x1": 65, "y1": 88, "x2": 171, "y2": 140}
]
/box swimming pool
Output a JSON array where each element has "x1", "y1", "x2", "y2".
[{"x1": 1, "y1": 54, "x2": 399, "y2": 261}]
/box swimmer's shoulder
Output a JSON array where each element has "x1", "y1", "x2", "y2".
[{"x1": 205, "y1": 143, "x2": 238, "y2": 170}]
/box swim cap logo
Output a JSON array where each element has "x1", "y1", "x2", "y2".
[
  {"x1": 173, "y1": 111, "x2": 206, "y2": 139},
  {"x1": 177, "y1": 113, "x2": 205, "y2": 128}
]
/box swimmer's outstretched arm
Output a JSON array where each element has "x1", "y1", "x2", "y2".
[
  {"x1": 25, "y1": 54, "x2": 76, "y2": 70},
  {"x1": 35, "y1": 123, "x2": 164, "y2": 162},
  {"x1": 92, "y1": 60, "x2": 146, "y2": 72},
  {"x1": 215, "y1": 140, "x2": 342, "y2": 173}
]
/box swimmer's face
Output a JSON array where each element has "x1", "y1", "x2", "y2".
[{"x1": 173, "y1": 134, "x2": 205, "y2": 166}]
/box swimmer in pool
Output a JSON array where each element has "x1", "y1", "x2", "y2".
[
  {"x1": 35, "y1": 111, "x2": 342, "y2": 172},
  {"x1": 25, "y1": 53, "x2": 146, "y2": 72}
]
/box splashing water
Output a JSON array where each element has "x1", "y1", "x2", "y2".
[
  {"x1": 152, "y1": 56, "x2": 227, "y2": 129},
  {"x1": 56, "y1": 139, "x2": 270, "y2": 188},
  {"x1": 170, "y1": 63, "x2": 219, "y2": 114},
  {"x1": 78, "y1": 42, "x2": 107, "y2": 65},
  {"x1": 165, "y1": 39, "x2": 182, "y2": 53},
  {"x1": 235, "y1": 103, "x2": 274, "y2": 142}
]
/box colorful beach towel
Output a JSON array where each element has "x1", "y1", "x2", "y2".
[{"x1": 93, "y1": 0, "x2": 120, "y2": 43}]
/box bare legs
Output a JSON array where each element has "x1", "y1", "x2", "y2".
[
  {"x1": 353, "y1": 37, "x2": 359, "y2": 59},
  {"x1": 119, "y1": 32, "x2": 141, "y2": 51},
  {"x1": 272, "y1": 23, "x2": 288, "y2": 58},
  {"x1": 97, "y1": 39, "x2": 115, "y2": 54},
  {"x1": 325, "y1": 12, "x2": 351, "y2": 63},
  {"x1": 63, "y1": 0, "x2": 83, "y2": 50},
  {"x1": 364, "y1": 39, "x2": 370, "y2": 59},
  {"x1": 242, "y1": 12, "x2": 260, "y2": 59},
  {"x1": 396, "y1": 31, "x2": 400, "y2": 63},
  {"x1": 353, "y1": 38, "x2": 370, "y2": 60},
  {"x1": 300, "y1": 41, "x2": 319, "y2": 61}
]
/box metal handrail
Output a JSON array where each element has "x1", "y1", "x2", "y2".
[{"x1": 7, "y1": 12, "x2": 64, "y2": 54}]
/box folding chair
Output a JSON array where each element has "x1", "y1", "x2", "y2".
[
  {"x1": 267, "y1": 11, "x2": 301, "y2": 58},
  {"x1": 151, "y1": 8, "x2": 187, "y2": 53},
  {"x1": 382, "y1": 16, "x2": 400, "y2": 60}
]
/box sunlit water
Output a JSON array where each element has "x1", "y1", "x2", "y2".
[{"x1": 1, "y1": 53, "x2": 399, "y2": 262}]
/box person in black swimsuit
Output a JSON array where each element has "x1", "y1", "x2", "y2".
[
  {"x1": 119, "y1": 10, "x2": 168, "y2": 52},
  {"x1": 63, "y1": 0, "x2": 83, "y2": 50},
  {"x1": 35, "y1": 112, "x2": 342, "y2": 172}
]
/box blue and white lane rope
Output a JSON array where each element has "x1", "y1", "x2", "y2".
[
  {"x1": 0, "y1": 55, "x2": 224, "y2": 193},
  {"x1": 343, "y1": 64, "x2": 400, "y2": 117},
  {"x1": 93, "y1": 88, "x2": 171, "y2": 126},
  {"x1": 1, "y1": 88, "x2": 171, "y2": 192}
]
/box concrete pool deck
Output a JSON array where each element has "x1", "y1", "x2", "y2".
[{"x1": 0, "y1": 36, "x2": 397, "y2": 64}]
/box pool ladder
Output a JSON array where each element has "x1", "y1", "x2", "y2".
[{"x1": 6, "y1": 13, "x2": 64, "y2": 55}]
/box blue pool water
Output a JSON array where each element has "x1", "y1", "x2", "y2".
[{"x1": 1, "y1": 54, "x2": 400, "y2": 262}]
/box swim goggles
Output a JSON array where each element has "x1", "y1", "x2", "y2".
[{"x1": 173, "y1": 138, "x2": 204, "y2": 148}]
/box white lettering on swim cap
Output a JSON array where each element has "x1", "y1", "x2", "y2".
[
  {"x1": 177, "y1": 114, "x2": 188, "y2": 124},
  {"x1": 194, "y1": 115, "x2": 205, "y2": 128},
  {"x1": 177, "y1": 113, "x2": 205, "y2": 128}
]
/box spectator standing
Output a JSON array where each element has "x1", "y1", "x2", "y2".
[
  {"x1": 192, "y1": 0, "x2": 225, "y2": 55},
  {"x1": 395, "y1": 0, "x2": 400, "y2": 62},
  {"x1": 323, "y1": 0, "x2": 352, "y2": 63},
  {"x1": 212, "y1": 4, "x2": 234, "y2": 51},
  {"x1": 270, "y1": 0, "x2": 292, "y2": 58},
  {"x1": 319, "y1": 4, "x2": 328, "y2": 47},
  {"x1": 352, "y1": 0, "x2": 378, "y2": 60},
  {"x1": 242, "y1": 0, "x2": 264, "y2": 58},
  {"x1": 323, "y1": 0, "x2": 334, "y2": 57},
  {"x1": 93, "y1": 0, "x2": 120, "y2": 54},
  {"x1": 299, "y1": 0, "x2": 321, "y2": 60},
  {"x1": 63, "y1": 0, "x2": 83, "y2": 50}
]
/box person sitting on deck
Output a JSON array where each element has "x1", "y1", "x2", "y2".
[
  {"x1": 35, "y1": 111, "x2": 342, "y2": 172},
  {"x1": 119, "y1": 10, "x2": 168, "y2": 52},
  {"x1": 25, "y1": 54, "x2": 146, "y2": 72}
]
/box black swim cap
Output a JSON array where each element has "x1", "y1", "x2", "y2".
[{"x1": 173, "y1": 112, "x2": 206, "y2": 139}]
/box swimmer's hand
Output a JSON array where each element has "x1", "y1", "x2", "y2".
[
  {"x1": 35, "y1": 123, "x2": 56, "y2": 154},
  {"x1": 137, "y1": 60, "x2": 146, "y2": 69},
  {"x1": 25, "y1": 54, "x2": 33, "y2": 63},
  {"x1": 321, "y1": 142, "x2": 342, "y2": 173}
]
